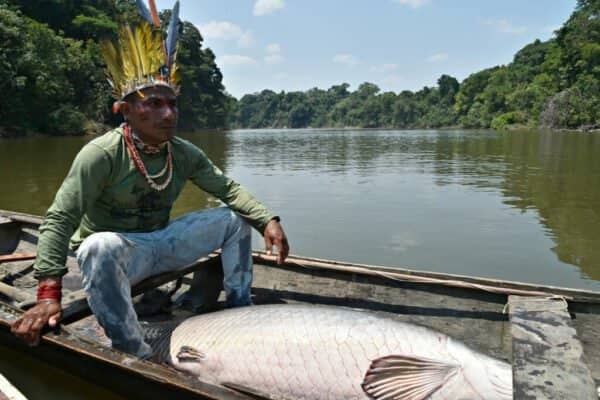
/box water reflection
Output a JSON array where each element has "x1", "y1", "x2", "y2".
[
  {"x1": 186, "y1": 129, "x2": 600, "y2": 287},
  {"x1": 0, "y1": 129, "x2": 599, "y2": 288}
]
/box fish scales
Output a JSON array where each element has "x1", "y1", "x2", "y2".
[{"x1": 162, "y1": 304, "x2": 512, "y2": 400}]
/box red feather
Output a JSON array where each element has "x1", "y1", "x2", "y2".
[{"x1": 148, "y1": 0, "x2": 161, "y2": 27}]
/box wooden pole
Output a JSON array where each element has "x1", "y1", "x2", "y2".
[{"x1": 0, "y1": 253, "x2": 36, "y2": 264}]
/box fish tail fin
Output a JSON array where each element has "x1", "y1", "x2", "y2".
[{"x1": 361, "y1": 355, "x2": 459, "y2": 400}]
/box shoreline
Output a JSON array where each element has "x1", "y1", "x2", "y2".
[{"x1": 1, "y1": 125, "x2": 599, "y2": 139}]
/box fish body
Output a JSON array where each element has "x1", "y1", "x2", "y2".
[{"x1": 159, "y1": 304, "x2": 512, "y2": 400}]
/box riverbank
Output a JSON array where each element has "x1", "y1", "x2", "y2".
[
  {"x1": 2, "y1": 124, "x2": 600, "y2": 139},
  {"x1": 0, "y1": 120, "x2": 110, "y2": 139}
]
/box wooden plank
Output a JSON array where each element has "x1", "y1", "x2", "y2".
[
  {"x1": 0, "y1": 212, "x2": 42, "y2": 227},
  {"x1": 0, "y1": 282, "x2": 32, "y2": 304},
  {"x1": 0, "y1": 302, "x2": 252, "y2": 400},
  {"x1": 60, "y1": 254, "x2": 222, "y2": 323},
  {"x1": 0, "y1": 262, "x2": 34, "y2": 283},
  {"x1": 253, "y1": 253, "x2": 600, "y2": 306},
  {"x1": 0, "y1": 373, "x2": 27, "y2": 400},
  {"x1": 0, "y1": 254, "x2": 36, "y2": 264},
  {"x1": 508, "y1": 295, "x2": 597, "y2": 399}
]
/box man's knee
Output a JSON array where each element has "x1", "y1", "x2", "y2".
[
  {"x1": 77, "y1": 232, "x2": 126, "y2": 260},
  {"x1": 228, "y1": 210, "x2": 251, "y2": 237},
  {"x1": 77, "y1": 232, "x2": 131, "y2": 277}
]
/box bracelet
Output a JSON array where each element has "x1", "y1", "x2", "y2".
[
  {"x1": 37, "y1": 283, "x2": 62, "y2": 302},
  {"x1": 38, "y1": 299, "x2": 60, "y2": 305}
]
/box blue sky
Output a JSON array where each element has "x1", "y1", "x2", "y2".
[{"x1": 154, "y1": 0, "x2": 577, "y2": 99}]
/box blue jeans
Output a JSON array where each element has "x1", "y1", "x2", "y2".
[{"x1": 76, "y1": 207, "x2": 253, "y2": 358}]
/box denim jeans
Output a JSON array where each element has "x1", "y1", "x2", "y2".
[{"x1": 76, "y1": 207, "x2": 253, "y2": 358}]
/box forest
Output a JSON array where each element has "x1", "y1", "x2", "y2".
[
  {"x1": 1, "y1": 0, "x2": 599, "y2": 136},
  {"x1": 0, "y1": 0, "x2": 229, "y2": 136}
]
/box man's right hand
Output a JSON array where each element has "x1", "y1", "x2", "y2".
[{"x1": 11, "y1": 300, "x2": 62, "y2": 346}]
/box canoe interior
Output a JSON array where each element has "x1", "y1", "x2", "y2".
[{"x1": 1, "y1": 209, "x2": 599, "y2": 398}]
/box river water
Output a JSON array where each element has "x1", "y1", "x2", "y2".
[{"x1": 0, "y1": 128, "x2": 599, "y2": 397}]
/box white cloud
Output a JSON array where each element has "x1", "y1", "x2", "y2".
[
  {"x1": 427, "y1": 53, "x2": 448, "y2": 63},
  {"x1": 264, "y1": 43, "x2": 283, "y2": 63},
  {"x1": 333, "y1": 54, "x2": 359, "y2": 66},
  {"x1": 237, "y1": 32, "x2": 254, "y2": 47},
  {"x1": 218, "y1": 55, "x2": 258, "y2": 67},
  {"x1": 265, "y1": 54, "x2": 284, "y2": 64},
  {"x1": 393, "y1": 0, "x2": 429, "y2": 9},
  {"x1": 371, "y1": 63, "x2": 398, "y2": 73},
  {"x1": 254, "y1": 0, "x2": 285, "y2": 16},
  {"x1": 266, "y1": 43, "x2": 281, "y2": 54},
  {"x1": 482, "y1": 19, "x2": 527, "y2": 34},
  {"x1": 381, "y1": 74, "x2": 403, "y2": 86},
  {"x1": 198, "y1": 21, "x2": 254, "y2": 47}
]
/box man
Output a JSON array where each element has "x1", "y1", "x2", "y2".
[{"x1": 11, "y1": 2, "x2": 289, "y2": 359}]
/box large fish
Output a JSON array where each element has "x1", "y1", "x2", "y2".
[{"x1": 147, "y1": 304, "x2": 512, "y2": 400}]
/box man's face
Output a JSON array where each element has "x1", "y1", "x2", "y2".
[{"x1": 121, "y1": 86, "x2": 178, "y2": 144}]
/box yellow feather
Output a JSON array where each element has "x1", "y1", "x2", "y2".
[
  {"x1": 151, "y1": 29, "x2": 165, "y2": 74},
  {"x1": 101, "y1": 40, "x2": 123, "y2": 97},
  {"x1": 118, "y1": 29, "x2": 133, "y2": 86},
  {"x1": 101, "y1": 20, "x2": 178, "y2": 99},
  {"x1": 169, "y1": 58, "x2": 179, "y2": 85},
  {"x1": 137, "y1": 27, "x2": 152, "y2": 80},
  {"x1": 123, "y1": 25, "x2": 143, "y2": 81}
]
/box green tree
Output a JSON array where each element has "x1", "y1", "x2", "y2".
[{"x1": 177, "y1": 21, "x2": 227, "y2": 129}]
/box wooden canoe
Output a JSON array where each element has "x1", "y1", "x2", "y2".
[
  {"x1": 0, "y1": 372, "x2": 27, "y2": 400},
  {"x1": 0, "y1": 209, "x2": 599, "y2": 399}
]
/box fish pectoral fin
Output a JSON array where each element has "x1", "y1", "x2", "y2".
[
  {"x1": 361, "y1": 355, "x2": 460, "y2": 400},
  {"x1": 176, "y1": 345, "x2": 206, "y2": 362},
  {"x1": 222, "y1": 382, "x2": 286, "y2": 400}
]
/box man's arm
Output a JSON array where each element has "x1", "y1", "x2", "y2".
[
  {"x1": 11, "y1": 143, "x2": 110, "y2": 345},
  {"x1": 34, "y1": 144, "x2": 111, "y2": 277},
  {"x1": 187, "y1": 145, "x2": 290, "y2": 263}
]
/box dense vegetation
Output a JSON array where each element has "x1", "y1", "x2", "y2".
[
  {"x1": 0, "y1": 0, "x2": 598, "y2": 135},
  {"x1": 229, "y1": 0, "x2": 600, "y2": 130},
  {"x1": 0, "y1": 0, "x2": 228, "y2": 136}
]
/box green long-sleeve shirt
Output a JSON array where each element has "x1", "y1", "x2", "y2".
[{"x1": 34, "y1": 126, "x2": 276, "y2": 277}]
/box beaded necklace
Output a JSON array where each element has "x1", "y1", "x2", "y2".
[
  {"x1": 123, "y1": 124, "x2": 173, "y2": 191},
  {"x1": 131, "y1": 130, "x2": 166, "y2": 155}
]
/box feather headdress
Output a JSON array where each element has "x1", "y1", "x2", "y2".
[{"x1": 102, "y1": 0, "x2": 180, "y2": 103}]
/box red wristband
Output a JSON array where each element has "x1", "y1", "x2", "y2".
[{"x1": 37, "y1": 284, "x2": 62, "y2": 302}]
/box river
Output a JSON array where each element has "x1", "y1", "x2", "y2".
[{"x1": 0, "y1": 128, "x2": 599, "y2": 398}]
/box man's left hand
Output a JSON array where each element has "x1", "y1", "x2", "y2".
[{"x1": 264, "y1": 219, "x2": 289, "y2": 264}]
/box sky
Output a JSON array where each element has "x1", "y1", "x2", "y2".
[{"x1": 154, "y1": 0, "x2": 578, "y2": 99}]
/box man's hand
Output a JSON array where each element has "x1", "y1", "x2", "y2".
[
  {"x1": 264, "y1": 218, "x2": 290, "y2": 265},
  {"x1": 11, "y1": 277, "x2": 62, "y2": 346},
  {"x1": 11, "y1": 300, "x2": 62, "y2": 346}
]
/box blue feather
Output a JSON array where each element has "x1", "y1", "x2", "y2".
[
  {"x1": 166, "y1": 1, "x2": 180, "y2": 67},
  {"x1": 135, "y1": 0, "x2": 154, "y2": 26}
]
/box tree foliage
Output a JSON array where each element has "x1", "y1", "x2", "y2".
[
  {"x1": 1, "y1": 0, "x2": 599, "y2": 135},
  {"x1": 0, "y1": 0, "x2": 228, "y2": 136},
  {"x1": 230, "y1": 0, "x2": 600, "y2": 130}
]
